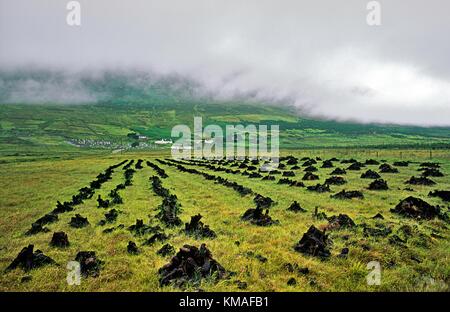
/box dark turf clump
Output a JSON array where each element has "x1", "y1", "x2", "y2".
[
  {"x1": 254, "y1": 194, "x2": 274, "y2": 209},
  {"x1": 302, "y1": 159, "x2": 317, "y2": 167},
  {"x1": 287, "y1": 201, "x2": 306, "y2": 213},
  {"x1": 143, "y1": 232, "x2": 169, "y2": 246},
  {"x1": 361, "y1": 170, "x2": 381, "y2": 179},
  {"x1": 405, "y1": 176, "x2": 436, "y2": 185},
  {"x1": 34, "y1": 213, "x2": 58, "y2": 227},
  {"x1": 390, "y1": 196, "x2": 440, "y2": 220},
  {"x1": 330, "y1": 168, "x2": 346, "y2": 175},
  {"x1": 262, "y1": 175, "x2": 276, "y2": 181},
  {"x1": 6, "y1": 245, "x2": 57, "y2": 272},
  {"x1": 157, "y1": 244, "x2": 176, "y2": 257},
  {"x1": 241, "y1": 207, "x2": 279, "y2": 226},
  {"x1": 347, "y1": 162, "x2": 365, "y2": 171},
  {"x1": 420, "y1": 168, "x2": 444, "y2": 177},
  {"x1": 184, "y1": 214, "x2": 216, "y2": 239},
  {"x1": 69, "y1": 214, "x2": 89, "y2": 228},
  {"x1": 393, "y1": 161, "x2": 409, "y2": 167},
  {"x1": 428, "y1": 190, "x2": 450, "y2": 202},
  {"x1": 321, "y1": 160, "x2": 334, "y2": 168},
  {"x1": 248, "y1": 172, "x2": 262, "y2": 178},
  {"x1": 365, "y1": 159, "x2": 380, "y2": 165},
  {"x1": 420, "y1": 162, "x2": 440, "y2": 168},
  {"x1": 75, "y1": 251, "x2": 103, "y2": 277},
  {"x1": 128, "y1": 219, "x2": 161, "y2": 236},
  {"x1": 97, "y1": 195, "x2": 110, "y2": 208},
  {"x1": 331, "y1": 190, "x2": 364, "y2": 199},
  {"x1": 303, "y1": 166, "x2": 318, "y2": 172},
  {"x1": 158, "y1": 244, "x2": 227, "y2": 287},
  {"x1": 50, "y1": 232, "x2": 69, "y2": 248},
  {"x1": 127, "y1": 241, "x2": 140, "y2": 255},
  {"x1": 52, "y1": 201, "x2": 74, "y2": 214},
  {"x1": 379, "y1": 164, "x2": 399, "y2": 173},
  {"x1": 25, "y1": 223, "x2": 50, "y2": 236},
  {"x1": 325, "y1": 176, "x2": 346, "y2": 185},
  {"x1": 307, "y1": 183, "x2": 331, "y2": 193},
  {"x1": 302, "y1": 172, "x2": 319, "y2": 181},
  {"x1": 282, "y1": 171, "x2": 296, "y2": 177},
  {"x1": 368, "y1": 179, "x2": 389, "y2": 190},
  {"x1": 327, "y1": 214, "x2": 356, "y2": 229},
  {"x1": 294, "y1": 226, "x2": 331, "y2": 258}
]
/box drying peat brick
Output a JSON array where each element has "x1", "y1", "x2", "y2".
[
  {"x1": 158, "y1": 244, "x2": 227, "y2": 287},
  {"x1": 302, "y1": 172, "x2": 319, "y2": 181},
  {"x1": 127, "y1": 241, "x2": 140, "y2": 255},
  {"x1": 294, "y1": 225, "x2": 331, "y2": 258},
  {"x1": 420, "y1": 162, "x2": 440, "y2": 168},
  {"x1": 368, "y1": 179, "x2": 389, "y2": 190},
  {"x1": 321, "y1": 160, "x2": 334, "y2": 168},
  {"x1": 143, "y1": 232, "x2": 169, "y2": 246},
  {"x1": 428, "y1": 190, "x2": 450, "y2": 202},
  {"x1": 52, "y1": 201, "x2": 74, "y2": 214},
  {"x1": 361, "y1": 170, "x2": 381, "y2": 179},
  {"x1": 341, "y1": 158, "x2": 357, "y2": 164},
  {"x1": 347, "y1": 162, "x2": 365, "y2": 171},
  {"x1": 241, "y1": 207, "x2": 279, "y2": 226},
  {"x1": 303, "y1": 166, "x2": 318, "y2": 172},
  {"x1": 69, "y1": 214, "x2": 89, "y2": 228},
  {"x1": 405, "y1": 176, "x2": 436, "y2": 185},
  {"x1": 420, "y1": 168, "x2": 444, "y2": 177},
  {"x1": 283, "y1": 171, "x2": 296, "y2": 177},
  {"x1": 325, "y1": 176, "x2": 346, "y2": 185},
  {"x1": 372, "y1": 213, "x2": 385, "y2": 220},
  {"x1": 34, "y1": 213, "x2": 58, "y2": 227},
  {"x1": 379, "y1": 163, "x2": 399, "y2": 173},
  {"x1": 286, "y1": 157, "x2": 298, "y2": 165},
  {"x1": 254, "y1": 194, "x2": 274, "y2": 209},
  {"x1": 50, "y1": 232, "x2": 69, "y2": 248},
  {"x1": 327, "y1": 214, "x2": 356, "y2": 229},
  {"x1": 25, "y1": 223, "x2": 50, "y2": 236},
  {"x1": 291, "y1": 165, "x2": 300, "y2": 170},
  {"x1": 104, "y1": 209, "x2": 119, "y2": 223},
  {"x1": 184, "y1": 214, "x2": 216, "y2": 239},
  {"x1": 75, "y1": 251, "x2": 103, "y2": 277},
  {"x1": 248, "y1": 172, "x2": 262, "y2": 178},
  {"x1": 393, "y1": 161, "x2": 409, "y2": 167},
  {"x1": 331, "y1": 190, "x2": 364, "y2": 199},
  {"x1": 128, "y1": 219, "x2": 161, "y2": 236},
  {"x1": 287, "y1": 201, "x2": 306, "y2": 213},
  {"x1": 330, "y1": 168, "x2": 346, "y2": 175},
  {"x1": 157, "y1": 244, "x2": 175, "y2": 257},
  {"x1": 307, "y1": 183, "x2": 331, "y2": 193},
  {"x1": 6, "y1": 245, "x2": 57, "y2": 272},
  {"x1": 97, "y1": 195, "x2": 110, "y2": 208},
  {"x1": 365, "y1": 159, "x2": 380, "y2": 165},
  {"x1": 302, "y1": 159, "x2": 317, "y2": 167},
  {"x1": 390, "y1": 196, "x2": 440, "y2": 220},
  {"x1": 135, "y1": 159, "x2": 144, "y2": 169},
  {"x1": 262, "y1": 175, "x2": 276, "y2": 181}
]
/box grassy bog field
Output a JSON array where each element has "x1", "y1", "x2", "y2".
[{"x1": 0, "y1": 149, "x2": 449, "y2": 292}]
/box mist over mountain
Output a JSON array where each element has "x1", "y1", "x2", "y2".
[{"x1": 1, "y1": 1, "x2": 450, "y2": 125}]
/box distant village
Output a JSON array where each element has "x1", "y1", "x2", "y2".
[{"x1": 66, "y1": 131, "x2": 174, "y2": 151}]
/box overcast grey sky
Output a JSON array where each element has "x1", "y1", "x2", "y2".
[{"x1": 1, "y1": 0, "x2": 450, "y2": 125}]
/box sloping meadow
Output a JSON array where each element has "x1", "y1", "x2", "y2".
[{"x1": 0, "y1": 149, "x2": 449, "y2": 291}]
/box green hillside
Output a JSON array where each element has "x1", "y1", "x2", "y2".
[{"x1": 1, "y1": 70, "x2": 450, "y2": 162}]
